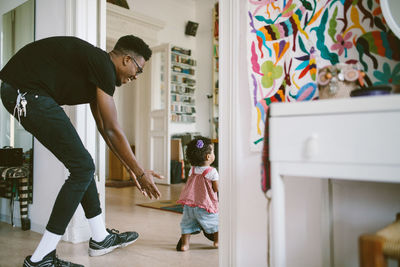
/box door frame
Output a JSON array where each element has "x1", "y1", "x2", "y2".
[
  {"x1": 103, "y1": 0, "x2": 240, "y2": 265},
  {"x1": 219, "y1": 0, "x2": 239, "y2": 266},
  {"x1": 147, "y1": 43, "x2": 171, "y2": 184}
]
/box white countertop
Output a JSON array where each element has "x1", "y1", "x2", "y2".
[{"x1": 270, "y1": 94, "x2": 400, "y2": 117}]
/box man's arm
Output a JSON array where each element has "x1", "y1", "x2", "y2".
[
  {"x1": 90, "y1": 87, "x2": 162, "y2": 199},
  {"x1": 89, "y1": 98, "x2": 133, "y2": 186}
]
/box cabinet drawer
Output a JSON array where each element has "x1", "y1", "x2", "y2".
[{"x1": 269, "y1": 111, "x2": 400, "y2": 165}]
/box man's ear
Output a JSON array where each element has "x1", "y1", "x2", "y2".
[{"x1": 122, "y1": 55, "x2": 130, "y2": 66}]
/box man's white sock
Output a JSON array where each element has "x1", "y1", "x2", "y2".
[
  {"x1": 30, "y1": 230, "x2": 62, "y2": 262},
  {"x1": 88, "y1": 214, "x2": 109, "y2": 242}
]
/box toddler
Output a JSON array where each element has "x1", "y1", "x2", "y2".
[{"x1": 176, "y1": 136, "x2": 219, "y2": 251}]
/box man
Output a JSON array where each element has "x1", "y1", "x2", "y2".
[{"x1": 0, "y1": 35, "x2": 162, "y2": 267}]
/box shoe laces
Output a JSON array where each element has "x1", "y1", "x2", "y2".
[
  {"x1": 107, "y1": 228, "x2": 120, "y2": 234},
  {"x1": 107, "y1": 228, "x2": 130, "y2": 243}
]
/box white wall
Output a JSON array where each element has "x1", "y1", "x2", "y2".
[
  {"x1": 126, "y1": 0, "x2": 214, "y2": 137},
  {"x1": 331, "y1": 181, "x2": 400, "y2": 267},
  {"x1": 127, "y1": 0, "x2": 196, "y2": 50},
  {"x1": 195, "y1": 0, "x2": 215, "y2": 138},
  {"x1": 235, "y1": 1, "x2": 268, "y2": 265},
  {"x1": 219, "y1": 0, "x2": 269, "y2": 266}
]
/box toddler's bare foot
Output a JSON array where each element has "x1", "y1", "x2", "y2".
[
  {"x1": 213, "y1": 232, "x2": 219, "y2": 248},
  {"x1": 181, "y1": 243, "x2": 190, "y2": 251},
  {"x1": 176, "y1": 234, "x2": 191, "y2": 252}
]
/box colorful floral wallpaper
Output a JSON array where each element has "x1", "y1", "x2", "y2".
[{"x1": 247, "y1": 0, "x2": 400, "y2": 150}]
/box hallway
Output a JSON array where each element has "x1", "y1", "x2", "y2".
[{"x1": 0, "y1": 184, "x2": 218, "y2": 267}]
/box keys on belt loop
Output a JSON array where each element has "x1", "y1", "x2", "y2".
[{"x1": 13, "y1": 90, "x2": 28, "y2": 124}]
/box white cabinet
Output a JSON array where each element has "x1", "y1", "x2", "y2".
[{"x1": 269, "y1": 95, "x2": 400, "y2": 266}]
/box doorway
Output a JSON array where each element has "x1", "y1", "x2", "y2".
[{"x1": 104, "y1": 0, "x2": 219, "y2": 265}]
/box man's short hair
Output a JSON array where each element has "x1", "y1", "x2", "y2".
[{"x1": 113, "y1": 35, "x2": 152, "y2": 61}]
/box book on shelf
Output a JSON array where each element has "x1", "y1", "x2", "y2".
[
  {"x1": 172, "y1": 65, "x2": 195, "y2": 75},
  {"x1": 171, "y1": 114, "x2": 196, "y2": 123},
  {"x1": 171, "y1": 104, "x2": 195, "y2": 114},
  {"x1": 171, "y1": 54, "x2": 196, "y2": 66},
  {"x1": 171, "y1": 75, "x2": 196, "y2": 86},
  {"x1": 171, "y1": 94, "x2": 195, "y2": 104},
  {"x1": 171, "y1": 46, "x2": 191, "y2": 56},
  {"x1": 171, "y1": 84, "x2": 195, "y2": 94}
]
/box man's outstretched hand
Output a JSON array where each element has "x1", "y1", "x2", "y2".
[{"x1": 129, "y1": 170, "x2": 164, "y2": 199}]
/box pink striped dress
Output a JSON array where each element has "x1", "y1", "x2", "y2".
[{"x1": 177, "y1": 166, "x2": 218, "y2": 214}]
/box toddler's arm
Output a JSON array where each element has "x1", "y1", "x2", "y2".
[{"x1": 212, "y1": 180, "x2": 219, "y2": 193}]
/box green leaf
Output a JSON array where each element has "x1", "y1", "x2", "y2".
[
  {"x1": 392, "y1": 63, "x2": 400, "y2": 76},
  {"x1": 310, "y1": 9, "x2": 339, "y2": 64},
  {"x1": 328, "y1": 7, "x2": 338, "y2": 43},
  {"x1": 298, "y1": 36, "x2": 308, "y2": 55}
]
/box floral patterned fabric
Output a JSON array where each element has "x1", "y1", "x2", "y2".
[{"x1": 248, "y1": 0, "x2": 400, "y2": 151}]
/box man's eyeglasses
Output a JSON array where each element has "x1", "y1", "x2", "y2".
[{"x1": 130, "y1": 56, "x2": 143, "y2": 75}]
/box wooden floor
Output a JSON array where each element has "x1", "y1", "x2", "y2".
[{"x1": 0, "y1": 183, "x2": 218, "y2": 267}]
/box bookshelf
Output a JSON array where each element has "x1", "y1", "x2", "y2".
[{"x1": 170, "y1": 46, "x2": 196, "y2": 123}]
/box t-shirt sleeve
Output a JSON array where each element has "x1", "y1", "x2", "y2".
[
  {"x1": 86, "y1": 48, "x2": 116, "y2": 96},
  {"x1": 205, "y1": 168, "x2": 219, "y2": 181}
]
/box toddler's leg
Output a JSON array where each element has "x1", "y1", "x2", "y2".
[{"x1": 213, "y1": 232, "x2": 219, "y2": 248}]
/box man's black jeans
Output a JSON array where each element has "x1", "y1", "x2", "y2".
[{"x1": 1, "y1": 82, "x2": 102, "y2": 235}]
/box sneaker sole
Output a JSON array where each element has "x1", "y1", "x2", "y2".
[{"x1": 88, "y1": 238, "x2": 138, "y2": 257}]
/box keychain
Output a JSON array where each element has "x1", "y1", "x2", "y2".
[{"x1": 13, "y1": 90, "x2": 28, "y2": 123}]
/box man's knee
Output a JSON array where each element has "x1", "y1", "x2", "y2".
[
  {"x1": 83, "y1": 157, "x2": 96, "y2": 177},
  {"x1": 68, "y1": 155, "x2": 96, "y2": 185}
]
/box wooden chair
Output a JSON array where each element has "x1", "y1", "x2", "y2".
[{"x1": 359, "y1": 213, "x2": 400, "y2": 267}]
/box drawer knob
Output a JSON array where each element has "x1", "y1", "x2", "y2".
[{"x1": 303, "y1": 134, "x2": 319, "y2": 159}]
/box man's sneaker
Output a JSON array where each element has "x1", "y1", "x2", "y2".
[
  {"x1": 23, "y1": 250, "x2": 84, "y2": 267},
  {"x1": 88, "y1": 228, "x2": 139, "y2": 257}
]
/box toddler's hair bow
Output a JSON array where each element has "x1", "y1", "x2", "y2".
[{"x1": 196, "y1": 140, "x2": 204, "y2": 148}]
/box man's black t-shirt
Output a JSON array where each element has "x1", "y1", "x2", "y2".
[{"x1": 0, "y1": 36, "x2": 116, "y2": 105}]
